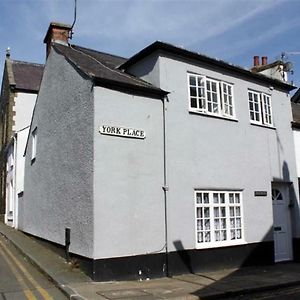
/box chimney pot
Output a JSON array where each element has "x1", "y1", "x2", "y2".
[
  {"x1": 262, "y1": 56, "x2": 268, "y2": 66},
  {"x1": 253, "y1": 56, "x2": 260, "y2": 67},
  {"x1": 44, "y1": 22, "x2": 72, "y2": 58}
]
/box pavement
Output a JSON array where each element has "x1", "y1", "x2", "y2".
[{"x1": 1, "y1": 222, "x2": 300, "y2": 300}]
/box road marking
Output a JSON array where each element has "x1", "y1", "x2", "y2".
[
  {"x1": 0, "y1": 239, "x2": 54, "y2": 300},
  {"x1": 0, "y1": 243, "x2": 37, "y2": 300}
]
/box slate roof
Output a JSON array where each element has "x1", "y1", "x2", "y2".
[
  {"x1": 11, "y1": 60, "x2": 44, "y2": 92},
  {"x1": 53, "y1": 43, "x2": 167, "y2": 97},
  {"x1": 120, "y1": 41, "x2": 296, "y2": 92},
  {"x1": 292, "y1": 88, "x2": 300, "y2": 103},
  {"x1": 292, "y1": 102, "x2": 300, "y2": 126}
]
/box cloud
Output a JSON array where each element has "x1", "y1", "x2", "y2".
[{"x1": 208, "y1": 16, "x2": 300, "y2": 63}]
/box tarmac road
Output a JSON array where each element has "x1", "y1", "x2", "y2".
[
  {"x1": 228, "y1": 285, "x2": 300, "y2": 300},
  {"x1": 0, "y1": 234, "x2": 67, "y2": 300}
]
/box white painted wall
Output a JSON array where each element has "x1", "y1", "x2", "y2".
[
  {"x1": 129, "y1": 53, "x2": 300, "y2": 252},
  {"x1": 293, "y1": 129, "x2": 300, "y2": 177},
  {"x1": 13, "y1": 92, "x2": 36, "y2": 131},
  {"x1": 5, "y1": 92, "x2": 36, "y2": 228},
  {"x1": 93, "y1": 87, "x2": 165, "y2": 259}
]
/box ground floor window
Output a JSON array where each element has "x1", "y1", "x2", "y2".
[{"x1": 195, "y1": 190, "x2": 243, "y2": 248}]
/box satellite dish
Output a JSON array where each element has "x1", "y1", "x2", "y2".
[{"x1": 283, "y1": 61, "x2": 293, "y2": 72}]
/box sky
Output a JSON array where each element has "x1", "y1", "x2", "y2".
[{"x1": 1, "y1": 0, "x2": 300, "y2": 93}]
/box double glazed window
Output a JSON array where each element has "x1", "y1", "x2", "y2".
[
  {"x1": 248, "y1": 90, "x2": 273, "y2": 126},
  {"x1": 195, "y1": 191, "x2": 243, "y2": 248},
  {"x1": 188, "y1": 73, "x2": 235, "y2": 118}
]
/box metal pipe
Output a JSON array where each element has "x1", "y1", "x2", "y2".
[
  {"x1": 162, "y1": 96, "x2": 170, "y2": 277},
  {"x1": 65, "y1": 227, "x2": 71, "y2": 262}
]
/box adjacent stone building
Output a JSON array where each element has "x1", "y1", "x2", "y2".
[{"x1": 0, "y1": 50, "x2": 43, "y2": 227}]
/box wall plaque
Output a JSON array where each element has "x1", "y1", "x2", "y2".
[{"x1": 254, "y1": 191, "x2": 268, "y2": 197}]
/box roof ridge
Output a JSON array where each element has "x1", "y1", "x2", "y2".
[
  {"x1": 68, "y1": 44, "x2": 155, "y2": 88},
  {"x1": 11, "y1": 60, "x2": 44, "y2": 67},
  {"x1": 71, "y1": 44, "x2": 127, "y2": 61},
  {"x1": 120, "y1": 41, "x2": 295, "y2": 91}
]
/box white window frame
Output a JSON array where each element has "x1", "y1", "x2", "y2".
[
  {"x1": 31, "y1": 127, "x2": 37, "y2": 161},
  {"x1": 221, "y1": 82, "x2": 235, "y2": 118},
  {"x1": 188, "y1": 73, "x2": 236, "y2": 119},
  {"x1": 248, "y1": 90, "x2": 273, "y2": 127},
  {"x1": 194, "y1": 190, "x2": 244, "y2": 249}
]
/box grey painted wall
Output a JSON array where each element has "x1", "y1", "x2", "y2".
[
  {"x1": 21, "y1": 48, "x2": 94, "y2": 257},
  {"x1": 93, "y1": 87, "x2": 165, "y2": 259},
  {"x1": 129, "y1": 53, "x2": 299, "y2": 252}
]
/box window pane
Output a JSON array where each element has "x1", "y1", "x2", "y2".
[
  {"x1": 190, "y1": 97, "x2": 197, "y2": 108},
  {"x1": 212, "y1": 82, "x2": 217, "y2": 92},
  {"x1": 196, "y1": 193, "x2": 202, "y2": 204},
  {"x1": 220, "y1": 193, "x2": 225, "y2": 203},
  {"x1": 204, "y1": 208, "x2": 210, "y2": 217},
  {"x1": 214, "y1": 207, "x2": 219, "y2": 217},
  {"x1": 197, "y1": 77, "x2": 203, "y2": 86},
  {"x1": 198, "y1": 232, "x2": 203, "y2": 243},
  {"x1": 221, "y1": 207, "x2": 226, "y2": 217},
  {"x1": 208, "y1": 102, "x2": 212, "y2": 112},
  {"x1": 214, "y1": 219, "x2": 220, "y2": 229},
  {"x1": 197, "y1": 207, "x2": 201, "y2": 218},
  {"x1": 213, "y1": 193, "x2": 219, "y2": 203},
  {"x1": 221, "y1": 230, "x2": 227, "y2": 241},
  {"x1": 205, "y1": 232, "x2": 211, "y2": 242},
  {"x1": 203, "y1": 193, "x2": 209, "y2": 203},
  {"x1": 190, "y1": 87, "x2": 196, "y2": 96},
  {"x1": 189, "y1": 76, "x2": 196, "y2": 86},
  {"x1": 231, "y1": 230, "x2": 236, "y2": 240},
  {"x1": 205, "y1": 219, "x2": 210, "y2": 230}
]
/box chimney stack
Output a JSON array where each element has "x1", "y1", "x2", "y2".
[
  {"x1": 253, "y1": 56, "x2": 260, "y2": 67},
  {"x1": 261, "y1": 56, "x2": 268, "y2": 66},
  {"x1": 43, "y1": 22, "x2": 72, "y2": 58}
]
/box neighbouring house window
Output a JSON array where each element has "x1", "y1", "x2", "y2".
[
  {"x1": 31, "y1": 127, "x2": 37, "y2": 162},
  {"x1": 188, "y1": 73, "x2": 235, "y2": 118},
  {"x1": 195, "y1": 190, "x2": 243, "y2": 248},
  {"x1": 248, "y1": 90, "x2": 273, "y2": 126}
]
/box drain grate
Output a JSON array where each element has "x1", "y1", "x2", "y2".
[{"x1": 97, "y1": 289, "x2": 155, "y2": 299}]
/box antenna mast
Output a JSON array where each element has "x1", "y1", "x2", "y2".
[{"x1": 70, "y1": 0, "x2": 77, "y2": 40}]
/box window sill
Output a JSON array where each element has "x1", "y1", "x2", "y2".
[
  {"x1": 250, "y1": 122, "x2": 276, "y2": 130},
  {"x1": 189, "y1": 110, "x2": 238, "y2": 122},
  {"x1": 196, "y1": 240, "x2": 246, "y2": 250}
]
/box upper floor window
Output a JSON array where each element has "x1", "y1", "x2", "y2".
[
  {"x1": 248, "y1": 90, "x2": 273, "y2": 126},
  {"x1": 188, "y1": 73, "x2": 235, "y2": 118}
]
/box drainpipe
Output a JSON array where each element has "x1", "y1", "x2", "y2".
[
  {"x1": 162, "y1": 95, "x2": 169, "y2": 277},
  {"x1": 13, "y1": 134, "x2": 18, "y2": 229}
]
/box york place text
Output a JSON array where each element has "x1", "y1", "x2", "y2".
[{"x1": 99, "y1": 125, "x2": 146, "y2": 139}]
